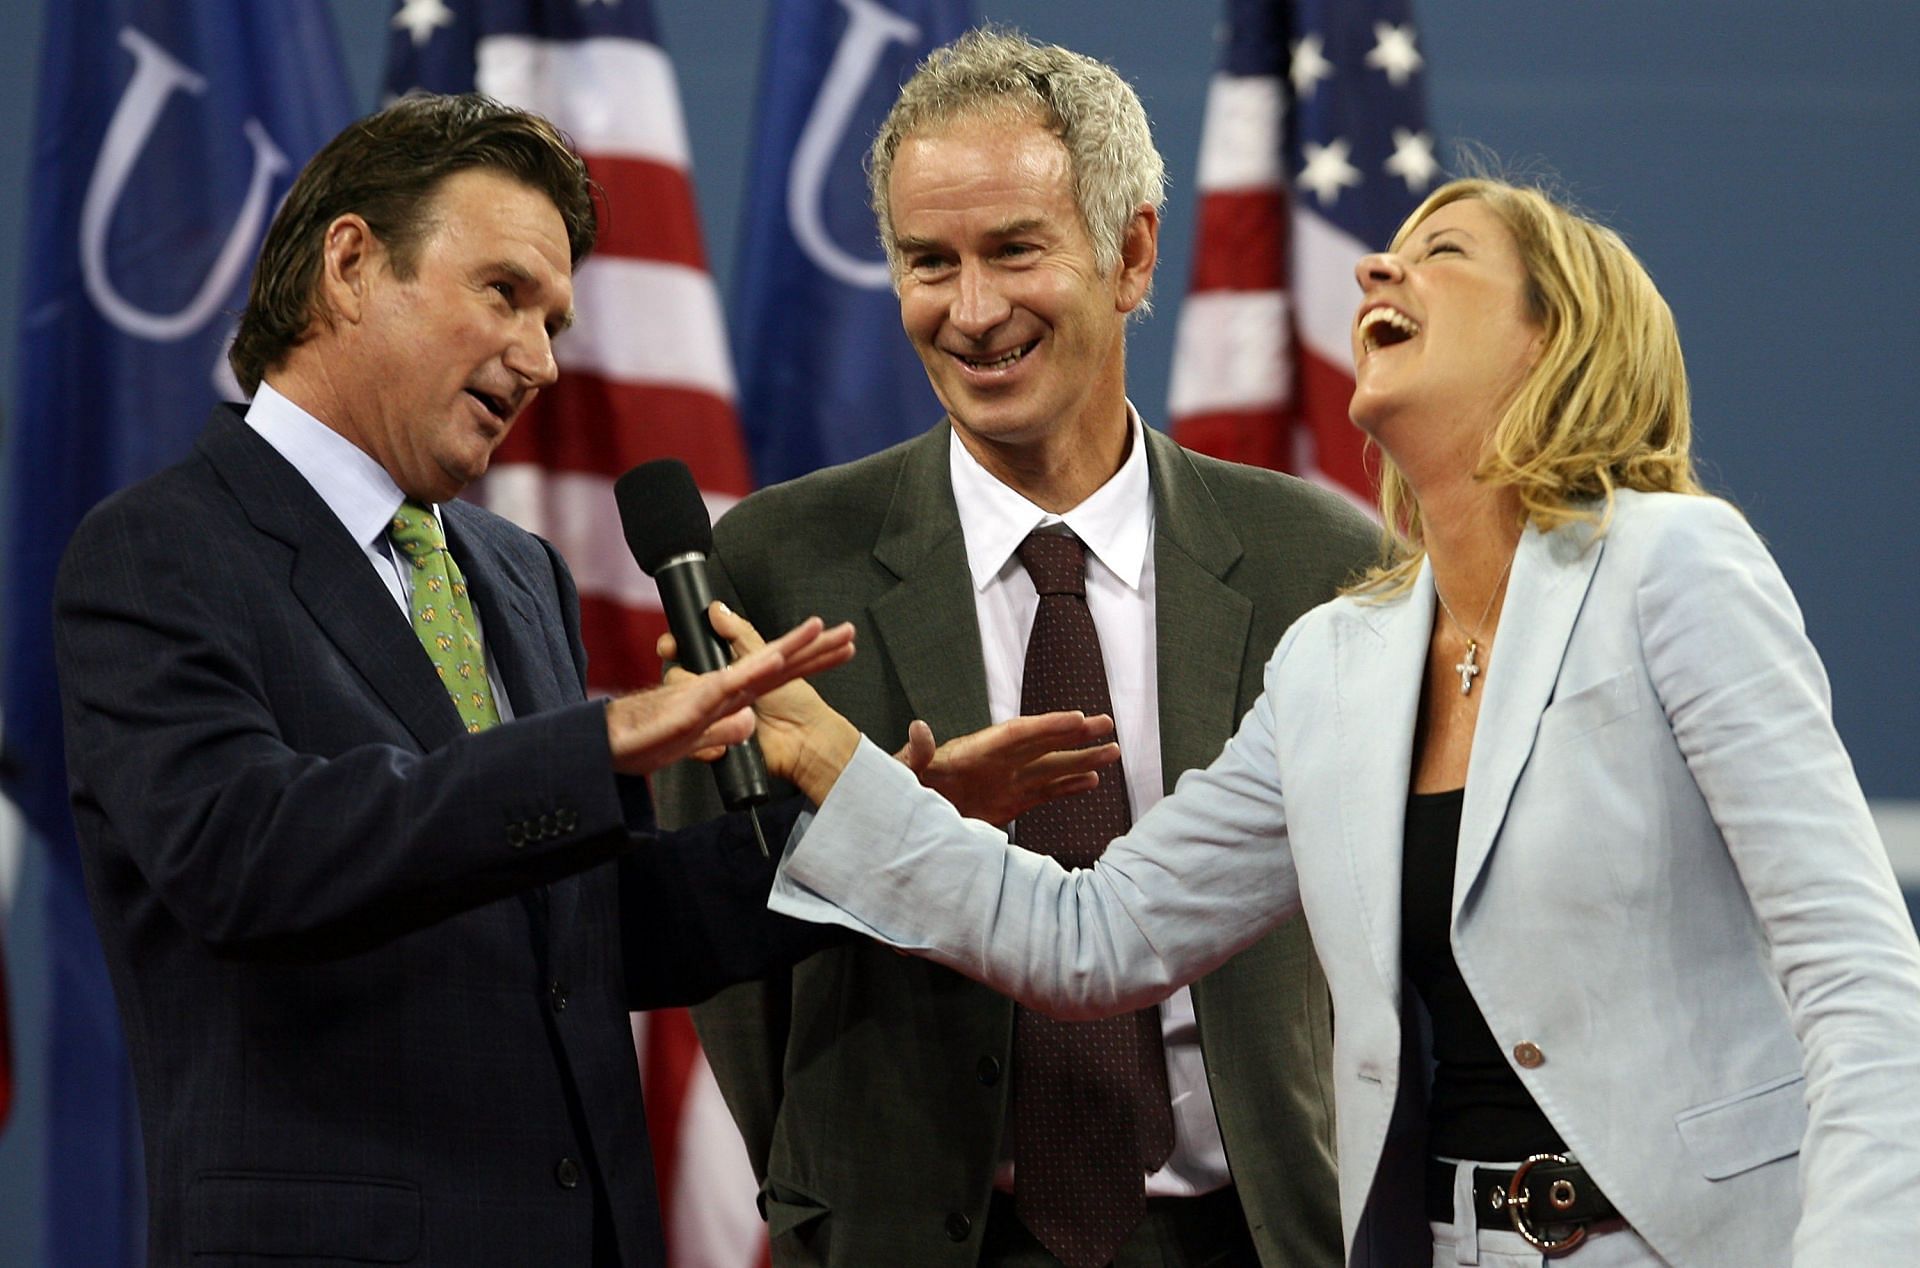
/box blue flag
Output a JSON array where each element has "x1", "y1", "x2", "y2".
[
  {"x1": 2, "y1": 3, "x2": 352, "y2": 1260},
  {"x1": 733, "y1": 0, "x2": 974, "y2": 485}
]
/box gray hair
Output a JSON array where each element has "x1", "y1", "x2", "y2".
[{"x1": 868, "y1": 27, "x2": 1166, "y2": 293}]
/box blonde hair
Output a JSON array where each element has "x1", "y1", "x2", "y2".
[
  {"x1": 867, "y1": 27, "x2": 1166, "y2": 300},
  {"x1": 1357, "y1": 178, "x2": 1702, "y2": 596}
]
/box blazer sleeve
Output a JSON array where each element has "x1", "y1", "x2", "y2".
[
  {"x1": 1636, "y1": 498, "x2": 1920, "y2": 1260},
  {"x1": 54, "y1": 497, "x2": 636, "y2": 960},
  {"x1": 771, "y1": 624, "x2": 1310, "y2": 1018}
]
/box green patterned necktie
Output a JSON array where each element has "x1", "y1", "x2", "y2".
[{"x1": 388, "y1": 500, "x2": 502, "y2": 733}]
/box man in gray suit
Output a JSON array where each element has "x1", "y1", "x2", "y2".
[{"x1": 658, "y1": 30, "x2": 1373, "y2": 1268}]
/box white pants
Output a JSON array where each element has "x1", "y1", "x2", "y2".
[{"x1": 1430, "y1": 1158, "x2": 1667, "y2": 1266}]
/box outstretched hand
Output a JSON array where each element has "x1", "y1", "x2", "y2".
[
  {"x1": 893, "y1": 713, "x2": 1120, "y2": 826},
  {"x1": 607, "y1": 613, "x2": 855, "y2": 777},
  {"x1": 659, "y1": 603, "x2": 863, "y2": 803}
]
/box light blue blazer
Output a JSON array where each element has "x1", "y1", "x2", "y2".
[{"x1": 773, "y1": 490, "x2": 1920, "y2": 1267}]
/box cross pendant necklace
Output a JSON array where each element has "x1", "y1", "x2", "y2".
[
  {"x1": 1434, "y1": 549, "x2": 1516, "y2": 697},
  {"x1": 1453, "y1": 641, "x2": 1482, "y2": 694}
]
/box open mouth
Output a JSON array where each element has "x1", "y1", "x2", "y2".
[
  {"x1": 954, "y1": 340, "x2": 1038, "y2": 372},
  {"x1": 1358, "y1": 307, "x2": 1420, "y2": 354},
  {"x1": 465, "y1": 388, "x2": 511, "y2": 421}
]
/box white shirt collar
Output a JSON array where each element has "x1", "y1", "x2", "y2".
[
  {"x1": 948, "y1": 405, "x2": 1155, "y2": 594},
  {"x1": 246, "y1": 380, "x2": 416, "y2": 547}
]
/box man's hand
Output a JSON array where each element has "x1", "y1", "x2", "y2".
[
  {"x1": 660, "y1": 604, "x2": 863, "y2": 804},
  {"x1": 894, "y1": 714, "x2": 1120, "y2": 826},
  {"x1": 608, "y1": 614, "x2": 854, "y2": 777}
]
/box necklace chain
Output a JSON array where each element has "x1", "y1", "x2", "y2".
[{"x1": 1434, "y1": 550, "x2": 1516, "y2": 696}]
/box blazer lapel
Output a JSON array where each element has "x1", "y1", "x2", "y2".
[
  {"x1": 1453, "y1": 520, "x2": 1606, "y2": 915},
  {"x1": 443, "y1": 508, "x2": 568, "y2": 716},
  {"x1": 200, "y1": 408, "x2": 463, "y2": 751},
  {"x1": 1332, "y1": 576, "x2": 1431, "y2": 996},
  {"x1": 1144, "y1": 430, "x2": 1255, "y2": 790},
  {"x1": 868, "y1": 427, "x2": 993, "y2": 744}
]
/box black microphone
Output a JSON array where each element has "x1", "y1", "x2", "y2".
[{"x1": 615, "y1": 459, "x2": 772, "y2": 845}]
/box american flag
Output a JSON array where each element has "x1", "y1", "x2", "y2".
[
  {"x1": 1168, "y1": 0, "x2": 1435, "y2": 505},
  {"x1": 386, "y1": 2, "x2": 765, "y2": 1264}
]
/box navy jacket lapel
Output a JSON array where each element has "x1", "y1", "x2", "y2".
[{"x1": 199, "y1": 406, "x2": 464, "y2": 751}]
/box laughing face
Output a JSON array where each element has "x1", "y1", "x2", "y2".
[
  {"x1": 887, "y1": 113, "x2": 1149, "y2": 467},
  {"x1": 331, "y1": 167, "x2": 574, "y2": 503},
  {"x1": 1348, "y1": 197, "x2": 1544, "y2": 458}
]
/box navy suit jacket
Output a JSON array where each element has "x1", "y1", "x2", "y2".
[{"x1": 53, "y1": 406, "x2": 819, "y2": 1266}]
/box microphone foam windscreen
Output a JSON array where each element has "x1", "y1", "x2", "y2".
[{"x1": 615, "y1": 459, "x2": 714, "y2": 576}]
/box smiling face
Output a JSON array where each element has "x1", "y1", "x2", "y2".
[
  {"x1": 1348, "y1": 197, "x2": 1544, "y2": 465},
  {"x1": 888, "y1": 113, "x2": 1153, "y2": 472},
  {"x1": 323, "y1": 167, "x2": 574, "y2": 503}
]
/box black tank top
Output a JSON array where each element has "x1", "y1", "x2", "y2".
[{"x1": 1401, "y1": 788, "x2": 1567, "y2": 1159}]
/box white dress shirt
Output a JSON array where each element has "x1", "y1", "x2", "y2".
[
  {"x1": 948, "y1": 408, "x2": 1230, "y2": 1197},
  {"x1": 246, "y1": 381, "x2": 514, "y2": 719}
]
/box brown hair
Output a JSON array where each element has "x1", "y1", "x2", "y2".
[{"x1": 229, "y1": 93, "x2": 597, "y2": 395}]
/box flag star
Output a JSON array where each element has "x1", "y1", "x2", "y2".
[
  {"x1": 1384, "y1": 128, "x2": 1439, "y2": 193},
  {"x1": 1365, "y1": 23, "x2": 1424, "y2": 87},
  {"x1": 1298, "y1": 139, "x2": 1363, "y2": 206},
  {"x1": 392, "y1": 0, "x2": 454, "y2": 48},
  {"x1": 1290, "y1": 35, "x2": 1335, "y2": 101}
]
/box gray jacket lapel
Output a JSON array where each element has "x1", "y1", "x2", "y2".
[
  {"x1": 868, "y1": 427, "x2": 993, "y2": 744},
  {"x1": 1454, "y1": 521, "x2": 1606, "y2": 914},
  {"x1": 201, "y1": 408, "x2": 463, "y2": 751},
  {"x1": 1145, "y1": 429, "x2": 1256, "y2": 789}
]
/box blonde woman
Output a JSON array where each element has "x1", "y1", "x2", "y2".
[{"x1": 743, "y1": 178, "x2": 1920, "y2": 1266}]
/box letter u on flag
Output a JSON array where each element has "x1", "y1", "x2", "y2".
[
  {"x1": 3, "y1": 2, "x2": 354, "y2": 1262},
  {"x1": 734, "y1": 0, "x2": 975, "y2": 486}
]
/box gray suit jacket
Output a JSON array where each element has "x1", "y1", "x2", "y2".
[
  {"x1": 658, "y1": 422, "x2": 1376, "y2": 1266},
  {"x1": 775, "y1": 490, "x2": 1920, "y2": 1267}
]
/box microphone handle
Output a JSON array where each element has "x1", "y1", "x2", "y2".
[{"x1": 654, "y1": 557, "x2": 772, "y2": 813}]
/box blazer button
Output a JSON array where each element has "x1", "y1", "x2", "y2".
[
  {"x1": 549, "y1": 981, "x2": 570, "y2": 1013},
  {"x1": 555, "y1": 1157, "x2": 582, "y2": 1189},
  {"x1": 538, "y1": 813, "x2": 555, "y2": 839},
  {"x1": 506, "y1": 823, "x2": 527, "y2": 849},
  {"x1": 944, "y1": 1212, "x2": 971, "y2": 1242},
  {"x1": 975, "y1": 1056, "x2": 1002, "y2": 1087},
  {"x1": 1513, "y1": 1041, "x2": 1545, "y2": 1069},
  {"x1": 558, "y1": 808, "x2": 578, "y2": 832}
]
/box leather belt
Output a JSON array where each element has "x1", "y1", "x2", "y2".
[{"x1": 1426, "y1": 1155, "x2": 1617, "y2": 1255}]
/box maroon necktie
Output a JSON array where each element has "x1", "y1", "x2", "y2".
[{"x1": 1010, "y1": 529, "x2": 1175, "y2": 1268}]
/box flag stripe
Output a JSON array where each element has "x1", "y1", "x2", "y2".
[
  {"x1": 1195, "y1": 75, "x2": 1287, "y2": 189},
  {"x1": 481, "y1": 464, "x2": 738, "y2": 610},
  {"x1": 562, "y1": 258, "x2": 737, "y2": 398},
  {"x1": 1290, "y1": 207, "x2": 1366, "y2": 370},
  {"x1": 478, "y1": 36, "x2": 692, "y2": 167},
  {"x1": 495, "y1": 379, "x2": 754, "y2": 491},
  {"x1": 1186, "y1": 190, "x2": 1290, "y2": 293},
  {"x1": 1166, "y1": 291, "x2": 1293, "y2": 416},
  {"x1": 590, "y1": 156, "x2": 710, "y2": 268}
]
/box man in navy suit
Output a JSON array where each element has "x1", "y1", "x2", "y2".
[{"x1": 51, "y1": 94, "x2": 855, "y2": 1267}]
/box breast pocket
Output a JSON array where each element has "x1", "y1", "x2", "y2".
[
  {"x1": 1538, "y1": 667, "x2": 1643, "y2": 748},
  {"x1": 1675, "y1": 1071, "x2": 1807, "y2": 1180}
]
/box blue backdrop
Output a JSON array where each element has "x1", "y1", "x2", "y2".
[{"x1": 2, "y1": 2, "x2": 1915, "y2": 1262}]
